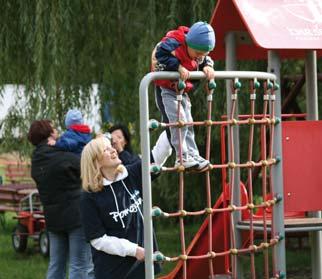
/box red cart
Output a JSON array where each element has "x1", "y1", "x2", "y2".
[{"x1": 11, "y1": 189, "x2": 49, "y2": 257}]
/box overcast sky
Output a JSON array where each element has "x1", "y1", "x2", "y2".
[
  {"x1": 0, "y1": 85, "x2": 101, "y2": 132},
  {"x1": 0, "y1": 85, "x2": 15, "y2": 121}
]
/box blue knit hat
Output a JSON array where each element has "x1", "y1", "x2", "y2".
[
  {"x1": 65, "y1": 109, "x2": 83, "y2": 128},
  {"x1": 186, "y1": 21, "x2": 215, "y2": 52}
]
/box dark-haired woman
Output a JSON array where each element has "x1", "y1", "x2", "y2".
[
  {"x1": 28, "y1": 120, "x2": 92, "y2": 279},
  {"x1": 108, "y1": 124, "x2": 140, "y2": 165}
]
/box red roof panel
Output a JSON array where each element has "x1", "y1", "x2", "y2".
[{"x1": 209, "y1": 0, "x2": 322, "y2": 60}]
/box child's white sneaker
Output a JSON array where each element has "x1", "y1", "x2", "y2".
[
  {"x1": 175, "y1": 154, "x2": 199, "y2": 169},
  {"x1": 193, "y1": 155, "x2": 209, "y2": 170}
]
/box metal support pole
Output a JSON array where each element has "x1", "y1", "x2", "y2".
[
  {"x1": 225, "y1": 31, "x2": 243, "y2": 278},
  {"x1": 267, "y1": 50, "x2": 286, "y2": 277},
  {"x1": 305, "y1": 50, "x2": 319, "y2": 120},
  {"x1": 305, "y1": 50, "x2": 322, "y2": 279},
  {"x1": 139, "y1": 75, "x2": 154, "y2": 279}
]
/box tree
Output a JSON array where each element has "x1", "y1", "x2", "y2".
[{"x1": 0, "y1": 0, "x2": 217, "y2": 156}]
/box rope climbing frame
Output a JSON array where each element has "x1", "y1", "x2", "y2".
[{"x1": 139, "y1": 71, "x2": 286, "y2": 279}]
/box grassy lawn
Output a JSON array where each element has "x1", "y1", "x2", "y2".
[
  {"x1": 155, "y1": 218, "x2": 312, "y2": 278},
  {"x1": 155, "y1": 218, "x2": 203, "y2": 276},
  {"x1": 0, "y1": 213, "x2": 312, "y2": 279}
]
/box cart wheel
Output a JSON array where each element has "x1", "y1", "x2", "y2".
[
  {"x1": 39, "y1": 230, "x2": 49, "y2": 257},
  {"x1": 12, "y1": 224, "x2": 28, "y2": 252}
]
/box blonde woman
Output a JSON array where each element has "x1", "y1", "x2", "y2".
[{"x1": 80, "y1": 135, "x2": 169, "y2": 279}]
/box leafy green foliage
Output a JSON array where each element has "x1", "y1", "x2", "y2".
[
  {"x1": 0, "y1": 0, "x2": 216, "y2": 156},
  {"x1": 0, "y1": 0, "x2": 218, "y2": 209}
]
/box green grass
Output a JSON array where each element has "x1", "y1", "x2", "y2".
[
  {"x1": 240, "y1": 248, "x2": 311, "y2": 278},
  {"x1": 155, "y1": 218, "x2": 312, "y2": 278},
  {"x1": 0, "y1": 213, "x2": 312, "y2": 279},
  {"x1": 155, "y1": 217, "x2": 205, "y2": 276}
]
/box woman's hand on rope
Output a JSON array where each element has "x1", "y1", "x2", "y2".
[
  {"x1": 203, "y1": 66, "x2": 215, "y2": 80},
  {"x1": 135, "y1": 246, "x2": 145, "y2": 261},
  {"x1": 178, "y1": 64, "x2": 190, "y2": 81}
]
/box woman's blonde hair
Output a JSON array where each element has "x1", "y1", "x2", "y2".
[{"x1": 81, "y1": 136, "x2": 110, "y2": 192}]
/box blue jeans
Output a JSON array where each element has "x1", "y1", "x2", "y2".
[{"x1": 47, "y1": 227, "x2": 94, "y2": 279}]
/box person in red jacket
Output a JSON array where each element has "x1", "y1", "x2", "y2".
[{"x1": 151, "y1": 21, "x2": 215, "y2": 170}]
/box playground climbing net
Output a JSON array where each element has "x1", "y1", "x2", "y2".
[{"x1": 141, "y1": 71, "x2": 285, "y2": 279}]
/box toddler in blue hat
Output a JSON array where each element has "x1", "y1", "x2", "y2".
[
  {"x1": 50, "y1": 109, "x2": 92, "y2": 155},
  {"x1": 151, "y1": 21, "x2": 215, "y2": 170}
]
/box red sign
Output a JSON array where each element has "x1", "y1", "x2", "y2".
[{"x1": 234, "y1": 0, "x2": 322, "y2": 49}]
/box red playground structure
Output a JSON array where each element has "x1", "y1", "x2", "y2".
[{"x1": 138, "y1": 0, "x2": 322, "y2": 278}]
